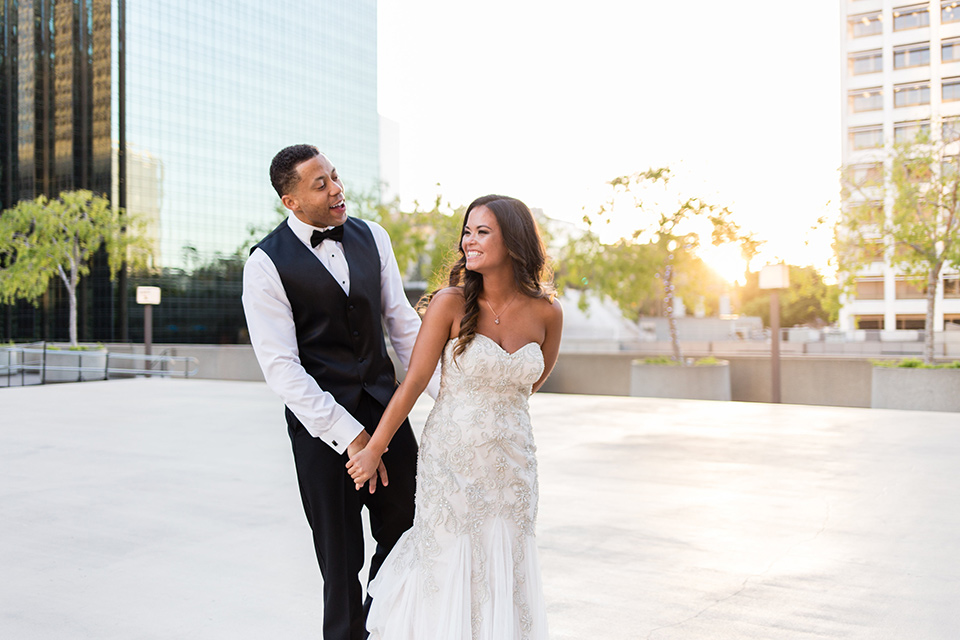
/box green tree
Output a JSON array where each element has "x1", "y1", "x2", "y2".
[
  {"x1": 556, "y1": 167, "x2": 755, "y2": 363},
  {"x1": 838, "y1": 132, "x2": 960, "y2": 363},
  {"x1": 236, "y1": 203, "x2": 288, "y2": 258},
  {"x1": 738, "y1": 265, "x2": 840, "y2": 327},
  {"x1": 349, "y1": 189, "x2": 465, "y2": 294},
  {"x1": 0, "y1": 190, "x2": 152, "y2": 346}
]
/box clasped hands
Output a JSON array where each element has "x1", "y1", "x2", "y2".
[{"x1": 345, "y1": 430, "x2": 388, "y2": 493}]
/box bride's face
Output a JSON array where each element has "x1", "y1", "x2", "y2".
[{"x1": 462, "y1": 206, "x2": 509, "y2": 273}]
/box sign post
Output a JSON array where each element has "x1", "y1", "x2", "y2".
[
  {"x1": 759, "y1": 264, "x2": 790, "y2": 403},
  {"x1": 136, "y1": 287, "x2": 161, "y2": 374}
]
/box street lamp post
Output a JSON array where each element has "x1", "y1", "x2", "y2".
[
  {"x1": 136, "y1": 286, "x2": 161, "y2": 376},
  {"x1": 759, "y1": 264, "x2": 790, "y2": 403}
]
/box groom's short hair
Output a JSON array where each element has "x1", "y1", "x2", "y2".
[{"x1": 270, "y1": 144, "x2": 320, "y2": 197}]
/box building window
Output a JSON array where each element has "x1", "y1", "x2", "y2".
[
  {"x1": 895, "y1": 315, "x2": 926, "y2": 329},
  {"x1": 943, "y1": 77, "x2": 960, "y2": 102},
  {"x1": 903, "y1": 157, "x2": 934, "y2": 182},
  {"x1": 843, "y1": 201, "x2": 885, "y2": 229},
  {"x1": 895, "y1": 277, "x2": 927, "y2": 299},
  {"x1": 942, "y1": 155, "x2": 960, "y2": 179},
  {"x1": 894, "y1": 82, "x2": 930, "y2": 107},
  {"x1": 863, "y1": 242, "x2": 886, "y2": 262},
  {"x1": 943, "y1": 1, "x2": 960, "y2": 23},
  {"x1": 894, "y1": 44, "x2": 930, "y2": 69},
  {"x1": 855, "y1": 315, "x2": 884, "y2": 329},
  {"x1": 943, "y1": 39, "x2": 960, "y2": 63},
  {"x1": 849, "y1": 12, "x2": 883, "y2": 37},
  {"x1": 850, "y1": 126, "x2": 884, "y2": 150},
  {"x1": 943, "y1": 117, "x2": 960, "y2": 141},
  {"x1": 850, "y1": 162, "x2": 884, "y2": 184},
  {"x1": 860, "y1": 201, "x2": 885, "y2": 226},
  {"x1": 850, "y1": 50, "x2": 883, "y2": 75},
  {"x1": 895, "y1": 120, "x2": 930, "y2": 143},
  {"x1": 894, "y1": 5, "x2": 930, "y2": 30},
  {"x1": 945, "y1": 314, "x2": 960, "y2": 326},
  {"x1": 850, "y1": 87, "x2": 883, "y2": 112},
  {"x1": 855, "y1": 277, "x2": 885, "y2": 300},
  {"x1": 944, "y1": 275, "x2": 960, "y2": 298}
]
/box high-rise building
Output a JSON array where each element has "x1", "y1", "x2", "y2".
[
  {"x1": 1, "y1": 0, "x2": 380, "y2": 343},
  {"x1": 839, "y1": 0, "x2": 960, "y2": 332}
]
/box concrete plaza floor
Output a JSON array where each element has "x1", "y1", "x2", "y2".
[{"x1": 1, "y1": 379, "x2": 959, "y2": 639}]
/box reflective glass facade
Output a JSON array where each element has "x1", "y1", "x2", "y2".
[{"x1": 2, "y1": 0, "x2": 379, "y2": 343}]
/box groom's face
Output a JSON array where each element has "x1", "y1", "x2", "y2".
[{"x1": 282, "y1": 154, "x2": 348, "y2": 228}]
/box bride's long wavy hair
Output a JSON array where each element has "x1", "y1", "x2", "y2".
[{"x1": 424, "y1": 194, "x2": 555, "y2": 361}]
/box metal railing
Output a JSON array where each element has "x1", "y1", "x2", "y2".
[{"x1": 1, "y1": 343, "x2": 198, "y2": 387}]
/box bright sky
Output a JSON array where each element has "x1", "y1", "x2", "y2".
[{"x1": 377, "y1": 0, "x2": 842, "y2": 283}]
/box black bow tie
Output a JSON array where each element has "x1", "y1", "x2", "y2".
[{"x1": 310, "y1": 225, "x2": 345, "y2": 247}]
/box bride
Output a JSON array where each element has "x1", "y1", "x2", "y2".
[{"x1": 346, "y1": 194, "x2": 562, "y2": 639}]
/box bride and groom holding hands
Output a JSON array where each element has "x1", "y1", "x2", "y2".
[{"x1": 242, "y1": 144, "x2": 562, "y2": 639}]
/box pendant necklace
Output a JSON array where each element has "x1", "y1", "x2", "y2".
[{"x1": 484, "y1": 291, "x2": 519, "y2": 325}]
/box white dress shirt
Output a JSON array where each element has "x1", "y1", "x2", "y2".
[{"x1": 242, "y1": 214, "x2": 438, "y2": 454}]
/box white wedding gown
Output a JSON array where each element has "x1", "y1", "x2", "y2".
[{"x1": 367, "y1": 334, "x2": 549, "y2": 640}]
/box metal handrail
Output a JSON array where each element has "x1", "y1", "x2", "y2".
[{"x1": 0, "y1": 345, "x2": 199, "y2": 386}]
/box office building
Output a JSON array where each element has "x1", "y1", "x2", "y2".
[
  {"x1": 839, "y1": 0, "x2": 960, "y2": 332},
  {"x1": 1, "y1": 0, "x2": 380, "y2": 343}
]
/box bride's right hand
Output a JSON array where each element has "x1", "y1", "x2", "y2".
[{"x1": 346, "y1": 445, "x2": 389, "y2": 493}]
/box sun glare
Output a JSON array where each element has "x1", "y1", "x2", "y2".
[{"x1": 699, "y1": 244, "x2": 747, "y2": 286}]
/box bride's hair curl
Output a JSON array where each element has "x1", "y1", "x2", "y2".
[{"x1": 422, "y1": 194, "x2": 555, "y2": 361}]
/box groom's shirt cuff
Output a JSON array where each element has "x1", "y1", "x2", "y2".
[{"x1": 320, "y1": 410, "x2": 365, "y2": 455}]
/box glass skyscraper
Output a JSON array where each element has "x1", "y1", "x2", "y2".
[{"x1": 1, "y1": 0, "x2": 379, "y2": 343}]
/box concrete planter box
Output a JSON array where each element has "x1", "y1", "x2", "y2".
[
  {"x1": 43, "y1": 346, "x2": 108, "y2": 382},
  {"x1": 630, "y1": 360, "x2": 731, "y2": 401},
  {"x1": 871, "y1": 367, "x2": 960, "y2": 412}
]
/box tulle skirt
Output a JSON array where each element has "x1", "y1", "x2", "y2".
[{"x1": 366, "y1": 516, "x2": 549, "y2": 640}]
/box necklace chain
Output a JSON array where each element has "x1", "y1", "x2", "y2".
[{"x1": 484, "y1": 292, "x2": 519, "y2": 325}]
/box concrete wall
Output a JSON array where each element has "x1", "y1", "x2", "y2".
[
  {"x1": 538, "y1": 353, "x2": 636, "y2": 396},
  {"x1": 106, "y1": 343, "x2": 412, "y2": 384},
  {"x1": 727, "y1": 356, "x2": 873, "y2": 408},
  {"x1": 630, "y1": 361, "x2": 731, "y2": 401},
  {"x1": 100, "y1": 343, "x2": 947, "y2": 410},
  {"x1": 541, "y1": 352, "x2": 875, "y2": 408},
  {"x1": 106, "y1": 344, "x2": 265, "y2": 381}
]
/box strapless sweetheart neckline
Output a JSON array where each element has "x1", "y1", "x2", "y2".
[{"x1": 450, "y1": 332, "x2": 541, "y2": 357}]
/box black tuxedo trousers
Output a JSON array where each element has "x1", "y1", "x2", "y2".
[{"x1": 287, "y1": 392, "x2": 417, "y2": 640}]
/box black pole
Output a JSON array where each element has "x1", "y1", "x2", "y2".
[
  {"x1": 144, "y1": 304, "x2": 152, "y2": 377},
  {"x1": 770, "y1": 289, "x2": 781, "y2": 403},
  {"x1": 117, "y1": 0, "x2": 128, "y2": 341}
]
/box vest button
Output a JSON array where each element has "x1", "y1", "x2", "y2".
[
  {"x1": 358, "y1": 357, "x2": 365, "y2": 363},
  {"x1": 348, "y1": 304, "x2": 355, "y2": 310},
  {"x1": 353, "y1": 331, "x2": 359, "y2": 336}
]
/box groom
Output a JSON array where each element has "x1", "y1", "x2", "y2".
[{"x1": 242, "y1": 144, "x2": 434, "y2": 639}]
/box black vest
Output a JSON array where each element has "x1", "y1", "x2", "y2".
[{"x1": 252, "y1": 217, "x2": 398, "y2": 414}]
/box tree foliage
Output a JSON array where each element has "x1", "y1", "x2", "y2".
[
  {"x1": 838, "y1": 132, "x2": 960, "y2": 362},
  {"x1": 0, "y1": 190, "x2": 152, "y2": 345},
  {"x1": 738, "y1": 265, "x2": 839, "y2": 328},
  {"x1": 556, "y1": 167, "x2": 757, "y2": 362},
  {"x1": 348, "y1": 188, "x2": 465, "y2": 294}
]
